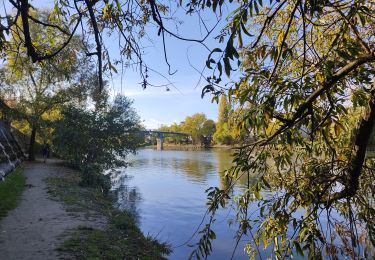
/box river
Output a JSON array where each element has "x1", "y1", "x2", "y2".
[{"x1": 112, "y1": 148, "x2": 265, "y2": 259}]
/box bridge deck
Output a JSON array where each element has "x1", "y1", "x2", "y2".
[{"x1": 140, "y1": 130, "x2": 188, "y2": 136}]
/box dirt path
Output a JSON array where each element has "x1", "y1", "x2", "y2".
[{"x1": 0, "y1": 159, "x2": 106, "y2": 260}]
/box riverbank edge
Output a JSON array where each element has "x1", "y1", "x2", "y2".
[
  {"x1": 45, "y1": 165, "x2": 171, "y2": 259},
  {"x1": 145, "y1": 144, "x2": 236, "y2": 150}
]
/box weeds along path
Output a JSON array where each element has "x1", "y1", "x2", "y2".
[{"x1": 0, "y1": 159, "x2": 106, "y2": 260}]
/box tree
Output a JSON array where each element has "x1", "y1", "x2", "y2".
[
  {"x1": 0, "y1": 0, "x2": 180, "y2": 91},
  {"x1": 182, "y1": 113, "x2": 208, "y2": 145},
  {"x1": 194, "y1": 0, "x2": 375, "y2": 259},
  {"x1": 53, "y1": 95, "x2": 142, "y2": 191},
  {"x1": 217, "y1": 95, "x2": 230, "y2": 126},
  {"x1": 213, "y1": 95, "x2": 235, "y2": 145},
  {"x1": 0, "y1": 1, "x2": 223, "y2": 92},
  {"x1": 159, "y1": 115, "x2": 216, "y2": 146},
  {"x1": 158, "y1": 123, "x2": 186, "y2": 145},
  {"x1": 201, "y1": 119, "x2": 216, "y2": 147},
  {"x1": 0, "y1": 11, "x2": 96, "y2": 160},
  {"x1": 201, "y1": 119, "x2": 216, "y2": 138}
]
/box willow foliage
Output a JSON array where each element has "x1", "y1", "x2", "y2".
[{"x1": 194, "y1": 0, "x2": 375, "y2": 259}]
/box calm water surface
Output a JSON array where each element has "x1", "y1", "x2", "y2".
[{"x1": 112, "y1": 148, "x2": 261, "y2": 259}]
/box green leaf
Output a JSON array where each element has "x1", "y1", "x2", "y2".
[
  {"x1": 115, "y1": 0, "x2": 121, "y2": 11},
  {"x1": 240, "y1": 22, "x2": 253, "y2": 37},
  {"x1": 261, "y1": 176, "x2": 271, "y2": 189},
  {"x1": 213, "y1": 0, "x2": 218, "y2": 12},
  {"x1": 207, "y1": 48, "x2": 222, "y2": 66},
  {"x1": 254, "y1": 1, "x2": 259, "y2": 14},
  {"x1": 201, "y1": 85, "x2": 215, "y2": 98},
  {"x1": 223, "y1": 57, "x2": 231, "y2": 77},
  {"x1": 254, "y1": 185, "x2": 261, "y2": 200},
  {"x1": 109, "y1": 63, "x2": 118, "y2": 73},
  {"x1": 293, "y1": 241, "x2": 304, "y2": 257},
  {"x1": 217, "y1": 61, "x2": 223, "y2": 77}
]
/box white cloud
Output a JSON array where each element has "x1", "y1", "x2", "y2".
[
  {"x1": 108, "y1": 76, "x2": 203, "y2": 98},
  {"x1": 142, "y1": 118, "x2": 165, "y2": 130}
]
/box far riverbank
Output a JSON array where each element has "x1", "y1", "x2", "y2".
[{"x1": 145, "y1": 143, "x2": 236, "y2": 151}]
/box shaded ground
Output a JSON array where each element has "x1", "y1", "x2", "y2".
[{"x1": 0, "y1": 159, "x2": 106, "y2": 260}]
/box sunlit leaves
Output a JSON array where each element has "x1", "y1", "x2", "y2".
[{"x1": 193, "y1": 0, "x2": 375, "y2": 259}]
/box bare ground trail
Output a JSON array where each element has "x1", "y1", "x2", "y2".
[{"x1": 0, "y1": 159, "x2": 106, "y2": 260}]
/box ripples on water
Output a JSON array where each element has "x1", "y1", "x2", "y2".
[
  {"x1": 110, "y1": 148, "x2": 367, "y2": 260},
  {"x1": 111, "y1": 148, "x2": 262, "y2": 259}
]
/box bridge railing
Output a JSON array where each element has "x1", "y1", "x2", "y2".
[{"x1": 139, "y1": 130, "x2": 189, "y2": 136}]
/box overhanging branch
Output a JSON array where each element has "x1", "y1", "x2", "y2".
[
  {"x1": 322, "y1": 83, "x2": 375, "y2": 204},
  {"x1": 259, "y1": 53, "x2": 375, "y2": 146},
  {"x1": 84, "y1": 0, "x2": 103, "y2": 91}
]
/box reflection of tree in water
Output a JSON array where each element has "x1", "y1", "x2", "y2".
[
  {"x1": 112, "y1": 172, "x2": 142, "y2": 222},
  {"x1": 214, "y1": 149, "x2": 233, "y2": 190},
  {"x1": 213, "y1": 149, "x2": 257, "y2": 190},
  {"x1": 135, "y1": 155, "x2": 215, "y2": 182},
  {"x1": 111, "y1": 169, "x2": 131, "y2": 189},
  {"x1": 177, "y1": 157, "x2": 216, "y2": 182}
]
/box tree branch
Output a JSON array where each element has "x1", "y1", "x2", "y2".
[
  {"x1": 84, "y1": 0, "x2": 103, "y2": 90},
  {"x1": 269, "y1": 0, "x2": 300, "y2": 80},
  {"x1": 19, "y1": 0, "x2": 38, "y2": 62},
  {"x1": 322, "y1": 83, "x2": 375, "y2": 204},
  {"x1": 260, "y1": 53, "x2": 375, "y2": 146},
  {"x1": 27, "y1": 15, "x2": 70, "y2": 36}
]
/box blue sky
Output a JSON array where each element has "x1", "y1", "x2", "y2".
[
  {"x1": 105, "y1": 34, "x2": 222, "y2": 129},
  {"x1": 21, "y1": 0, "x2": 235, "y2": 129},
  {"x1": 2, "y1": 0, "x2": 238, "y2": 128},
  {"x1": 101, "y1": 3, "x2": 232, "y2": 129},
  {"x1": 110, "y1": 76, "x2": 219, "y2": 129}
]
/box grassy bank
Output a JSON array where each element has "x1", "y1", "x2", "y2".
[
  {"x1": 46, "y1": 172, "x2": 170, "y2": 259},
  {"x1": 0, "y1": 167, "x2": 25, "y2": 221}
]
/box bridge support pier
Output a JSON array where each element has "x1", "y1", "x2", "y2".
[{"x1": 156, "y1": 134, "x2": 164, "y2": 150}]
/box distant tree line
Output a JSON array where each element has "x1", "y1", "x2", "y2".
[
  {"x1": 157, "y1": 113, "x2": 216, "y2": 146},
  {"x1": 157, "y1": 94, "x2": 255, "y2": 147}
]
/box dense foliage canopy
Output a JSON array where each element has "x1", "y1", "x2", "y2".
[
  {"x1": 53, "y1": 95, "x2": 142, "y2": 191},
  {"x1": 195, "y1": 0, "x2": 375, "y2": 259},
  {"x1": 158, "y1": 113, "x2": 216, "y2": 145},
  {"x1": 0, "y1": 10, "x2": 97, "y2": 160}
]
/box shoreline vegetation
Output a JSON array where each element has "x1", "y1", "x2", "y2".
[
  {"x1": 46, "y1": 165, "x2": 171, "y2": 259},
  {"x1": 144, "y1": 143, "x2": 234, "y2": 150},
  {"x1": 0, "y1": 167, "x2": 25, "y2": 221},
  {"x1": 0, "y1": 95, "x2": 171, "y2": 258}
]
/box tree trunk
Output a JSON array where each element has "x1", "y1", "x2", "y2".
[
  {"x1": 323, "y1": 84, "x2": 375, "y2": 204},
  {"x1": 28, "y1": 126, "x2": 36, "y2": 161}
]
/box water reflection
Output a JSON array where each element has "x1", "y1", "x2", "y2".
[
  {"x1": 112, "y1": 171, "x2": 142, "y2": 220},
  {"x1": 113, "y1": 148, "x2": 255, "y2": 259}
]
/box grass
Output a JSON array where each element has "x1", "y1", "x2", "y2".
[
  {"x1": 366, "y1": 150, "x2": 375, "y2": 158},
  {"x1": 46, "y1": 172, "x2": 171, "y2": 259},
  {"x1": 0, "y1": 167, "x2": 25, "y2": 221}
]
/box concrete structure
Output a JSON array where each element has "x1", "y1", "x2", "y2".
[
  {"x1": 0, "y1": 120, "x2": 24, "y2": 180},
  {"x1": 141, "y1": 130, "x2": 188, "y2": 150},
  {"x1": 156, "y1": 133, "x2": 164, "y2": 150}
]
